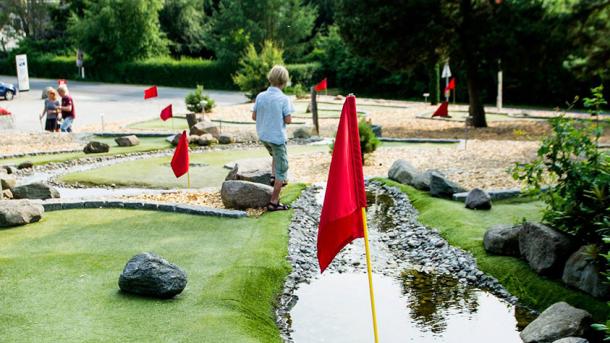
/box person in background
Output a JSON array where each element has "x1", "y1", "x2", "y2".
[
  {"x1": 251, "y1": 65, "x2": 294, "y2": 211},
  {"x1": 58, "y1": 84, "x2": 76, "y2": 132},
  {"x1": 39, "y1": 88, "x2": 61, "y2": 132}
]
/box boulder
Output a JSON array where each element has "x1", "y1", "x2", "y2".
[
  {"x1": 114, "y1": 135, "x2": 140, "y2": 147},
  {"x1": 293, "y1": 127, "x2": 312, "y2": 139},
  {"x1": 519, "y1": 222, "x2": 575, "y2": 276},
  {"x1": 170, "y1": 133, "x2": 197, "y2": 146},
  {"x1": 2, "y1": 189, "x2": 13, "y2": 199},
  {"x1": 334, "y1": 95, "x2": 345, "y2": 100},
  {"x1": 118, "y1": 252, "x2": 187, "y2": 298},
  {"x1": 83, "y1": 141, "x2": 110, "y2": 154},
  {"x1": 196, "y1": 133, "x2": 218, "y2": 146},
  {"x1": 0, "y1": 200, "x2": 44, "y2": 227},
  {"x1": 0, "y1": 175, "x2": 16, "y2": 190},
  {"x1": 483, "y1": 224, "x2": 522, "y2": 256},
  {"x1": 429, "y1": 172, "x2": 466, "y2": 198},
  {"x1": 190, "y1": 122, "x2": 220, "y2": 138},
  {"x1": 225, "y1": 164, "x2": 272, "y2": 186},
  {"x1": 520, "y1": 302, "x2": 592, "y2": 343},
  {"x1": 562, "y1": 245, "x2": 610, "y2": 298},
  {"x1": 388, "y1": 160, "x2": 419, "y2": 185},
  {"x1": 220, "y1": 180, "x2": 273, "y2": 209},
  {"x1": 553, "y1": 338, "x2": 589, "y2": 343},
  {"x1": 411, "y1": 169, "x2": 442, "y2": 191},
  {"x1": 17, "y1": 161, "x2": 33, "y2": 170},
  {"x1": 185, "y1": 112, "x2": 198, "y2": 128},
  {"x1": 12, "y1": 182, "x2": 60, "y2": 200},
  {"x1": 465, "y1": 188, "x2": 492, "y2": 210},
  {"x1": 218, "y1": 134, "x2": 235, "y2": 144},
  {"x1": 371, "y1": 125, "x2": 382, "y2": 137}
]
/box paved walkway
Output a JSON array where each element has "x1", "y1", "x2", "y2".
[{"x1": 0, "y1": 75, "x2": 247, "y2": 132}]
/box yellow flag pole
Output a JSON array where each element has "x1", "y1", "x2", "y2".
[
  {"x1": 361, "y1": 207, "x2": 379, "y2": 343},
  {"x1": 187, "y1": 170, "x2": 191, "y2": 189}
]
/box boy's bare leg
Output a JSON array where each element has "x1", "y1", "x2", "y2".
[
  {"x1": 271, "y1": 155, "x2": 276, "y2": 178},
  {"x1": 270, "y1": 179, "x2": 283, "y2": 204}
]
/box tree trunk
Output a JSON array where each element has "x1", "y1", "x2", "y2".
[
  {"x1": 429, "y1": 63, "x2": 440, "y2": 105},
  {"x1": 465, "y1": 63, "x2": 487, "y2": 127}
]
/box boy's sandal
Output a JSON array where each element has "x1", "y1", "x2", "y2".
[{"x1": 267, "y1": 202, "x2": 289, "y2": 211}]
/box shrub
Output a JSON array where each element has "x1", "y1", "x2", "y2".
[
  {"x1": 329, "y1": 118, "x2": 380, "y2": 164},
  {"x1": 233, "y1": 41, "x2": 284, "y2": 100},
  {"x1": 185, "y1": 85, "x2": 215, "y2": 113},
  {"x1": 511, "y1": 87, "x2": 609, "y2": 245},
  {"x1": 284, "y1": 84, "x2": 307, "y2": 98},
  {"x1": 286, "y1": 62, "x2": 322, "y2": 88}
]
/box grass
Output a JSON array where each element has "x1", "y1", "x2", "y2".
[
  {"x1": 59, "y1": 145, "x2": 327, "y2": 189},
  {"x1": 1, "y1": 137, "x2": 172, "y2": 166},
  {"x1": 0, "y1": 185, "x2": 302, "y2": 342},
  {"x1": 377, "y1": 178, "x2": 609, "y2": 320}
]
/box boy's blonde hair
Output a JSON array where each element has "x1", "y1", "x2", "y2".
[
  {"x1": 57, "y1": 84, "x2": 69, "y2": 95},
  {"x1": 267, "y1": 65, "x2": 289, "y2": 88}
]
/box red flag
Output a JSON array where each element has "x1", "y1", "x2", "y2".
[
  {"x1": 0, "y1": 107, "x2": 11, "y2": 116},
  {"x1": 432, "y1": 101, "x2": 449, "y2": 117},
  {"x1": 144, "y1": 86, "x2": 158, "y2": 99},
  {"x1": 444, "y1": 78, "x2": 455, "y2": 92},
  {"x1": 171, "y1": 131, "x2": 189, "y2": 178},
  {"x1": 314, "y1": 78, "x2": 327, "y2": 92},
  {"x1": 160, "y1": 104, "x2": 173, "y2": 121},
  {"x1": 317, "y1": 96, "x2": 367, "y2": 272}
]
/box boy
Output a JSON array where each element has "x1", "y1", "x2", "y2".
[
  {"x1": 252, "y1": 65, "x2": 294, "y2": 211},
  {"x1": 58, "y1": 85, "x2": 76, "y2": 132}
]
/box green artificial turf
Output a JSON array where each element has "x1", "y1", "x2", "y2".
[
  {"x1": 0, "y1": 186, "x2": 302, "y2": 342},
  {"x1": 1, "y1": 137, "x2": 172, "y2": 166},
  {"x1": 377, "y1": 178, "x2": 609, "y2": 320},
  {"x1": 59, "y1": 145, "x2": 327, "y2": 189}
]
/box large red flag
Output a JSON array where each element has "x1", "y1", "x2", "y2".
[
  {"x1": 160, "y1": 104, "x2": 173, "y2": 121},
  {"x1": 314, "y1": 78, "x2": 327, "y2": 92},
  {"x1": 317, "y1": 96, "x2": 367, "y2": 272},
  {"x1": 432, "y1": 101, "x2": 449, "y2": 117},
  {"x1": 144, "y1": 86, "x2": 158, "y2": 100},
  {"x1": 444, "y1": 78, "x2": 455, "y2": 92},
  {"x1": 171, "y1": 131, "x2": 189, "y2": 178}
]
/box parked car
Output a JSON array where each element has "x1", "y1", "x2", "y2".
[{"x1": 0, "y1": 82, "x2": 17, "y2": 100}]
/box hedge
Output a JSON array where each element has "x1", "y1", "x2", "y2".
[{"x1": 0, "y1": 55, "x2": 322, "y2": 91}]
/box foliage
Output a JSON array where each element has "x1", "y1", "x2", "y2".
[
  {"x1": 359, "y1": 118, "x2": 380, "y2": 161},
  {"x1": 159, "y1": 0, "x2": 208, "y2": 57},
  {"x1": 206, "y1": 0, "x2": 317, "y2": 65},
  {"x1": 284, "y1": 84, "x2": 307, "y2": 98},
  {"x1": 233, "y1": 41, "x2": 285, "y2": 100},
  {"x1": 286, "y1": 62, "x2": 322, "y2": 88},
  {"x1": 68, "y1": 0, "x2": 168, "y2": 64},
  {"x1": 512, "y1": 88, "x2": 610, "y2": 244},
  {"x1": 185, "y1": 85, "x2": 215, "y2": 113},
  {"x1": 0, "y1": 0, "x2": 54, "y2": 40},
  {"x1": 592, "y1": 236, "x2": 610, "y2": 339}
]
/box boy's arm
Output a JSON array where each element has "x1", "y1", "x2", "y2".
[
  {"x1": 283, "y1": 97, "x2": 294, "y2": 124},
  {"x1": 252, "y1": 111, "x2": 256, "y2": 121},
  {"x1": 284, "y1": 115, "x2": 292, "y2": 124}
]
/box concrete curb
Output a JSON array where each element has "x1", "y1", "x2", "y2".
[
  {"x1": 0, "y1": 149, "x2": 83, "y2": 160},
  {"x1": 37, "y1": 198, "x2": 247, "y2": 218},
  {"x1": 92, "y1": 132, "x2": 176, "y2": 137},
  {"x1": 380, "y1": 137, "x2": 461, "y2": 144}
]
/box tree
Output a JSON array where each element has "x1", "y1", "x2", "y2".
[
  {"x1": 233, "y1": 40, "x2": 284, "y2": 100},
  {"x1": 0, "y1": 0, "x2": 56, "y2": 40},
  {"x1": 159, "y1": 0, "x2": 208, "y2": 57},
  {"x1": 335, "y1": 0, "x2": 514, "y2": 127},
  {"x1": 68, "y1": 0, "x2": 168, "y2": 63},
  {"x1": 206, "y1": 0, "x2": 316, "y2": 65}
]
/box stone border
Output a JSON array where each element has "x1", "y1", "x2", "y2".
[
  {"x1": 37, "y1": 198, "x2": 247, "y2": 218},
  {"x1": 0, "y1": 148, "x2": 83, "y2": 160},
  {"x1": 452, "y1": 186, "x2": 549, "y2": 202},
  {"x1": 92, "y1": 132, "x2": 176, "y2": 137},
  {"x1": 380, "y1": 137, "x2": 461, "y2": 144}
]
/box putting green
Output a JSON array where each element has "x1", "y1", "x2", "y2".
[
  {"x1": 0, "y1": 186, "x2": 302, "y2": 342},
  {"x1": 59, "y1": 145, "x2": 328, "y2": 189}
]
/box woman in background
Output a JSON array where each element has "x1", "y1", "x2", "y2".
[{"x1": 40, "y1": 88, "x2": 61, "y2": 132}]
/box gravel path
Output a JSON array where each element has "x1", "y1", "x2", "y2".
[{"x1": 275, "y1": 181, "x2": 519, "y2": 342}]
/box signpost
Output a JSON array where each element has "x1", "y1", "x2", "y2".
[
  {"x1": 497, "y1": 59, "x2": 503, "y2": 111},
  {"x1": 441, "y1": 62, "x2": 451, "y2": 102},
  {"x1": 76, "y1": 49, "x2": 85, "y2": 79},
  {"x1": 15, "y1": 54, "x2": 30, "y2": 91}
]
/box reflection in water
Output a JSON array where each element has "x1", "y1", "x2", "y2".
[
  {"x1": 366, "y1": 190, "x2": 395, "y2": 232},
  {"x1": 290, "y1": 272, "x2": 523, "y2": 343}
]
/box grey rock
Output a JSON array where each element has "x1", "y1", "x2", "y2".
[
  {"x1": 293, "y1": 127, "x2": 312, "y2": 139},
  {"x1": 519, "y1": 222, "x2": 575, "y2": 275},
  {"x1": 118, "y1": 252, "x2": 187, "y2": 298},
  {"x1": 388, "y1": 160, "x2": 418, "y2": 185},
  {"x1": 429, "y1": 172, "x2": 466, "y2": 198},
  {"x1": 0, "y1": 175, "x2": 16, "y2": 190},
  {"x1": 0, "y1": 199, "x2": 44, "y2": 227},
  {"x1": 2, "y1": 189, "x2": 13, "y2": 199},
  {"x1": 553, "y1": 338, "x2": 589, "y2": 343},
  {"x1": 1, "y1": 165, "x2": 16, "y2": 174},
  {"x1": 115, "y1": 135, "x2": 140, "y2": 147},
  {"x1": 190, "y1": 122, "x2": 220, "y2": 138},
  {"x1": 411, "y1": 169, "x2": 442, "y2": 191},
  {"x1": 12, "y1": 182, "x2": 60, "y2": 200},
  {"x1": 465, "y1": 188, "x2": 492, "y2": 210},
  {"x1": 17, "y1": 161, "x2": 33, "y2": 169},
  {"x1": 371, "y1": 125, "x2": 382, "y2": 137},
  {"x1": 224, "y1": 163, "x2": 272, "y2": 186},
  {"x1": 218, "y1": 134, "x2": 235, "y2": 144},
  {"x1": 562, "y1": 245, "x2": 610, "y2": 298},
  {"x1": 220, "y1": 180, "x2": 272, "y2": 209},
  {"x1": 170, "y1": 133, "x2": 196, "y2": 146},
  {"x1": 483, "y1": 224, "x2": 521, "y2": 256},
  {"x1": 83, "y1": 141, "x2": 110, "y2": 154},
  {"x1": 185, "y1": 112, "x2": 197, "y2": 128},
  {"x1": 196, "y1": 133, "x2": 218, "y2": 146},
  {"x1": 520, "y1": 302, "x2": 592, "y2": 343}
]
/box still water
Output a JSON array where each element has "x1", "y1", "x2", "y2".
[{"x1": 291, "y1": 271, "x2": 524, "y2": 343}]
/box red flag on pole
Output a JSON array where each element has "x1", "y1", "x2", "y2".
[
  {"x1": 160, "y1": 104, "x2": 173, "y2": 121},
  {"x1": 444, "y1": 78, "x2": 455, "y2": 92},
  {"x1": 314, "y1": 78, "x2": 328, "y2": 92},
  {"x1": 317, "y1": 95, "x2": 367, "y2": 272},
  {"x1": 171, "y1": 131, "x2": 189, "y2": 178},
  {"x1": 144, "y1": 86, "x2": 158, "y2": 100},
  {"x1": 432, "y1": 101, "x2": 449, "y2": 117}
]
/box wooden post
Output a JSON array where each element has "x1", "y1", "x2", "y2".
[{"x1": 311, "y1": 87, "x2": 320, "y2": 135}]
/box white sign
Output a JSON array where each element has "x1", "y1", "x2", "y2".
[
  {"x1": 15, "y1": 54, "x2": 30, "y2": 91},
  {"x1": 442, "y1": 63, "x2": 452, "y2": 78}
]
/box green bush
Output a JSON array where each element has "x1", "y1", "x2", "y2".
[
  {"x1": 329, "y1": 118, "x2": 380, "y2": 164},
  {"x1": 512, "y1": 87, "x2": 609, "y2": 245},
  {"x1": 284, "y1": 84, "x2": 307, "y2": 98},
  {"x1": 185, "y1": 85, "x2": 215, "y2": 113},
  {"x1": 286, "y1": 62, "x2": 322, "y2": 88},
  {"x1": 232, "y1": 41, "x2": 284, "y2": 100}
]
